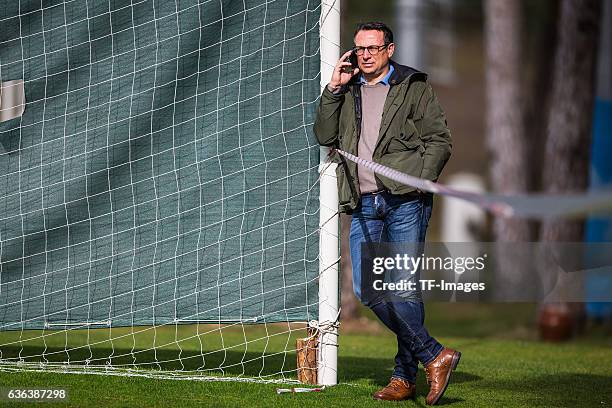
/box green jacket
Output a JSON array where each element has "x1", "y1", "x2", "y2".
[{"x1": 314, "y1": 61, "x2": 452, "y2": 213}]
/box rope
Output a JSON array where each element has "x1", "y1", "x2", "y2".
[
  {"x1": 307, "y1": 308, "x2": 341, "y2": 343},
  {"x1": 333, "y1": 149, "x2": 612, "y2": 219}
]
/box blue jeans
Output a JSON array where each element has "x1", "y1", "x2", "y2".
[{"x1": 349, "y1": 192, "x2": 443, "y2": 383}]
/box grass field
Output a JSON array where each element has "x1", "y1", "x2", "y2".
[{"x1": 1, "y1": 304, "x2": 611, "y2": 407}]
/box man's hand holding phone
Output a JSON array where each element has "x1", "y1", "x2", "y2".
[{"x1": 327, "y1": 49, "x2": 359, "y2": 94}]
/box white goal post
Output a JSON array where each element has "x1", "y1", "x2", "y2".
[{"x1": 317, "y1": 0, "x2": 340, "y2": 387}]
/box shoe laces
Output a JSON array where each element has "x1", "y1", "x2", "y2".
[{"x1": 388, "y1": 378, "x2": 405, "y2": 390}]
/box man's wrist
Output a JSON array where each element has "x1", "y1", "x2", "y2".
[{"x1": 326, "y1": 83, "x2": 345, "y2": 95}]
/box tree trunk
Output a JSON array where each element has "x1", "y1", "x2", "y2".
[
  {"x1": 484, "y1": 0, "x2": 531, "y2": 298},
  {"x1": 538, "y1": 0, "x2": 602, "y2": 340},
  {"x1": 485, "y1": 0, "x2": 530, "y2": 241},
  {"x1": 542, "y1": 0, "x2": 601, "y2": 206},
  {"x1": 524, "y1": 0, "x2": 559, "y2": 192}
]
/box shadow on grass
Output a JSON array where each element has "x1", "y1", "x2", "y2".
[
  {"x1": 9, "y1": 345, "x2": 608, "y2": 406},
  {"x1": 0, "y1": 344, "x2": 480, "y2": 389},
  {"x1": 478, "y1": 372, "x2": 612, "y2": 408},
  {"x1": 344, "y1": 358, "x2": 612, "y2": 407},
  {"x1": 339, "y1": 354, "x2": 480, "y2": 385},
  {"x1": 338, "y1": 354, "x2": 476, "y2": 405},
  {"x1": 0, "y1": 345, "x2": 298, "y2": 379}
]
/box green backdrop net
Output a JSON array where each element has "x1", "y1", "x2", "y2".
[{"x1": 0, "y1": 0, "x2": 322, "y2": 381}]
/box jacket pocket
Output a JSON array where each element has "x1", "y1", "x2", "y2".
[
  {"x1": 378, "y1": 151, "x2": 424, "y2": 194},
  {"x1": 336, "y1": 163, "x2": 352, "y2": 205},
  {"x1": 378, "y1": 126, "x2": 425, "y2": 194},
  {"x1": 385, "y1": 120, "x2": 421, "y2": 154}
]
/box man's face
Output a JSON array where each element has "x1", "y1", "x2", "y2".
[{"x1": 353, "y1": 30, "x2": 394, "y2": 76}]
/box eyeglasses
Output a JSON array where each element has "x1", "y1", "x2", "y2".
[{"x1": 353, "y1": 44, "x2": 389, "y2": 56}]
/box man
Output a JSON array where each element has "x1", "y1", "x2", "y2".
[{"x1": 314, "y1": 22, "x2": 459, "y2": 405}]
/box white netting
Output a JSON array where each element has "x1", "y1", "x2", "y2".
[{"x1": 0, "y1": 0, "x2": 335, "y2": 383}]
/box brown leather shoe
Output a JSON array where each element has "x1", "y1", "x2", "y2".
[
  {"x1": 372, "y1": 377, "x2": 416, "y2": 401},
  {"x1": 424, "y1": 348, "x2": 461, "y2": 405}
]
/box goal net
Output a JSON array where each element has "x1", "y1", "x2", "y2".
[{"x1": 0, "y1": 0, "x2": 339, "y2": 384}]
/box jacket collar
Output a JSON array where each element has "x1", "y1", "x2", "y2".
[
  {"x1": 350, "y1": 60, "x2": 427, "y2": 87},
  {"x1": 388, "y1": 60, "x2": 427, "y2": 85},
  {"x1": 358, "y1": 64, "x2": 395, "y2": 85}
]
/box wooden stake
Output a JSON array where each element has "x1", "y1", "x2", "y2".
[{"x1": 297, "y1": 327, "x2": 317, "y2": 384}]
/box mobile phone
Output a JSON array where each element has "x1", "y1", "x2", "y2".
[{"x1": 342, "y1": 50, "x2": 358, "y2": 74}]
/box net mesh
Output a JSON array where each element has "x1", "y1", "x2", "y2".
[{"x1": 0, "y1": 0, "x2": 323, "y2": 382}]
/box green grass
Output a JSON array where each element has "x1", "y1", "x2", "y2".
[{"x1": 1, "y1": 304, "x2": 611, "y2": 407}]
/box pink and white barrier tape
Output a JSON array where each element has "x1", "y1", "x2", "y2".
[{"x1": 335, "y1": 149, "x2": 612, "y2": 219}]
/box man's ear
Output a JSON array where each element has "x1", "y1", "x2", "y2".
[{"x1": 387, "y1": 42, "x2": 395, "y2": 58}]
